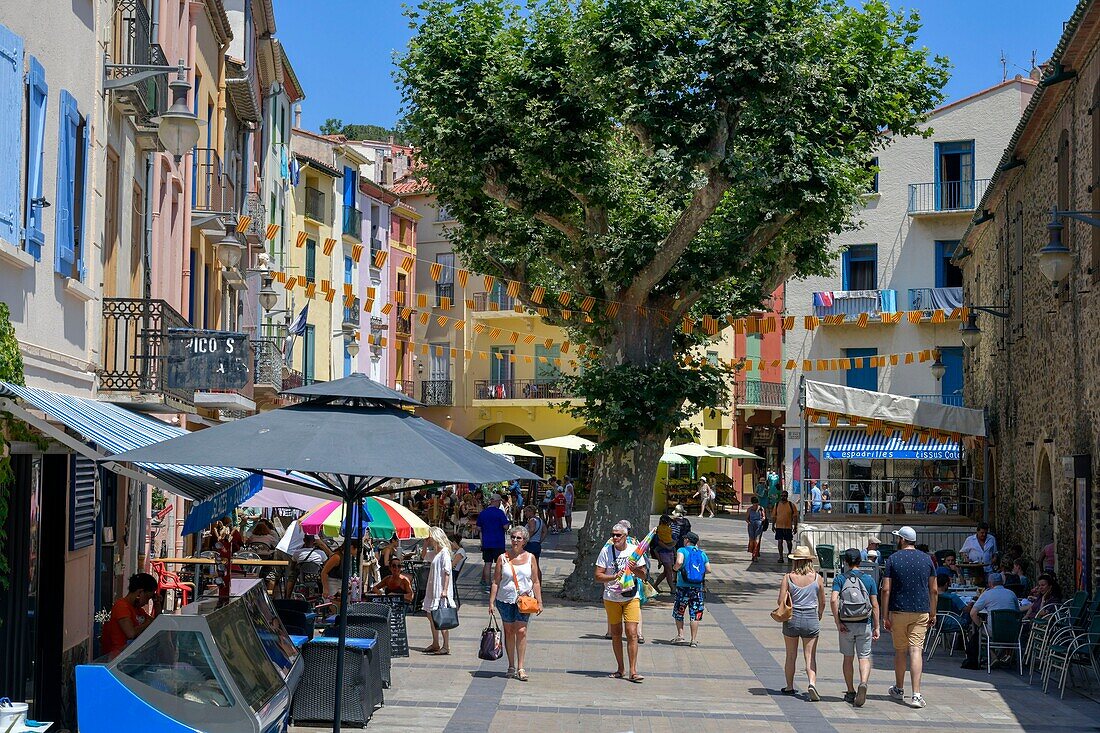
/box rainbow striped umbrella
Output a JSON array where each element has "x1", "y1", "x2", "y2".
[{"x1": 300, "y1": 497, "x2": 430, "y2": 539}]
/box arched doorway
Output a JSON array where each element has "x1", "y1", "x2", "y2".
[{"x1": 1035, "y1": 453, "x2": 1055, "y2": 569}]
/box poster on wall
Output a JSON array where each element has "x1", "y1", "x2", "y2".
[{"x1": 791, "y1": 448, "x2": 820, "y2": 496}]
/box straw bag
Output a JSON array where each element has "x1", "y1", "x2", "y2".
[
  {"x1": 770, "y1": 574, "x2": 793, "y2": 623},
  {"x1": 506, "y1": 554, "x2": 541, "y2": 614}
]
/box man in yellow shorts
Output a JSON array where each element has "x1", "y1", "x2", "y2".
[
  {"x1": 595, "y1": 522, "x2": 648, "y2": 683},
  {"x1": 880, "y1": 526, "x2": 938, "y2": 708}
]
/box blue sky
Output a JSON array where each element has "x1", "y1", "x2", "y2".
[{"x1": 273, "y1": 0, "x2": 1080, "y2": 132}]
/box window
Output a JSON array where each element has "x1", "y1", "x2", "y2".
[
  {"x1": 436, "y1": 205, "x2": 455, "y2": 222},
  {"x1": 0, "y1": 23, "x2": 24, "y2": 247},
  {"x1": 429, "y1": 343, "x2": 451, "y2": 381},
  {"x1": 436, "y1": 252, "x2": 455, "y2": 305},
  {"x1": 842, "y1": 244, "x2": 877, "y2": 290},
  {"x1": 535, "y1": 344, "x2": 562, "y2": 383},
  {"x1": 490, "y1": 346, "x2": 515, "y2": 385},
  {"x1": 303, "y1": 324, "x2": 315, "y2": 382},
  {"x1": 935, "y1": 240, "x2": 963, "y2": 288},
  {"x1": 343, "y1": 165, "x2": 356, "y2": 206},
  {"x1": 845, "y1": 348, "x2": 878, "y2": 392},
  {"x1": 939, "y1": 347, "x2": 963, "y2": 405},
  {"x1": 23, "y1": 55, "x2": 47, "y2": 258},
  {"x1": 305, "y1": 238, "x2": 316, "y2": 282},
  {"x1": 867, "y1": 157, "x2": 879, "y2": 194},
  {"x1": 55, "y1": 90, "x2": 89, "y2": 280},
  {"x1": 935, "y1": 140, "x2": 975, "y2": 210},
  {"x1": 69, "y1": 457, "x2": 96, "y2": 550},
  {"x1": 706, "y1": 351, "x2": 720, "y2": 367}
]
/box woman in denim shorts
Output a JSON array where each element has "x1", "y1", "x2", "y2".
[
  {"x1": 488, "y1": 525, "x2": 543, "y2": 681},
  {"x1": 777, "y1": 546, "x2": 825, "y2": 700}
]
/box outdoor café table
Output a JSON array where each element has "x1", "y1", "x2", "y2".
[
  {"x1": 291, "y1": 637, "x2": 382, "y2": 727},
  {"x1": 158, "y1": 557, "x2": 290, "y2": 596},
  {"x1": 957, "y1": 561, "x2": 986, "y2": 578}
]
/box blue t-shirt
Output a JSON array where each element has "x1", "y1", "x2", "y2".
[
  {"x1": 476, "y1": 506, "x2": 510, "y2": 549},
  {"x1": 884, "y1": 549, "x2": 935, "y2": 613},
  {"x1": 831, "y1": 569, "x2": 879, "y2": 625},
  {"x1": 675, "y1": 547, "x2": 710, "y2": 588}
]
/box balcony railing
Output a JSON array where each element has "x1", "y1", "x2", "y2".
[
  {"x1": 100, "y1": 298, "x2": 193, "y2": 408},
  {"x1": 342, "y1": 205, "x2": 362, "y2": 242},
  {"x1": 253, "y1": 338, "x2": 282, "y2": 391},
  {"x1": 473, "y1": 291, "x2": 516, "y2": 312},
  {"x1": 305, "y1": 186, "x2": 326, "y2": 222},
  {"x1": 910, "y1": 393, "x2": 964, "y2": 407},
  {"x1": 395, "y1": 313, "x2": 412, "y2": 338},
  {"x1": 421, "y1": 379, "x2": 453, "y2": 406},
  {"x1": 193, "y1": 147, "x2": 235, "y2": 213},
  {"x1": 435, "y1": 282, "x2": 454, "y2": 306},
  {"x1": 396, "y1": 380, "x2": 414, "y2": 397},
  {"x1": 734, "y1": 380, "x2": 787, "y2": 409},
  {"x1": 812, "y1": 290, "x2": 897, "y2": 319},
  {"x1": 907, "y1": 179, "x2": 990, "y2": 214},
  {"x1": 243, "y1": 192, "x2": 266, "y2": 242},
  {"x1": 907, "y1": 286, "x2": 964, "y2": 314},
  {"x1": 281, "y1": 371, "x2": 324, "y2": 392},
  {"x1": 474, "y1": 379, "x2": 574, "y2": 400},
  {"x1": 343, "y1": 297, "x2": 361, "y2": 328},
  {"x1": 106, "y1": 0, "x2": 168, "y2": 123}
]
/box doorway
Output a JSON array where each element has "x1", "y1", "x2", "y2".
[{"x1": 1036, "y1": 453, "x2": 1055, "y2": 569}]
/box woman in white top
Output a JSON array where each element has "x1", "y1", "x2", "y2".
[
  {"x1": 695, "y1": 476, "x2": 716, "y2": 518},
  {"x1": 488, "y1": 525, "x2": 543, "y2": 681},
  {"x1": 422, "y1": 526, "x2": 455, "y2": 655}
]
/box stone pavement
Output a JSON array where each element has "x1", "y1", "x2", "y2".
[{"x1": 293, "y1": 513, "x2": 1100, "y2": 732}]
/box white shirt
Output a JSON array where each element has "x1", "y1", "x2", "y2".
[
  {"x1": 596, "y1": 542, "x2": 647, "y2": 603},
  {"x1": 497, "y1": 553, "x2": 534, "y2": 604},
  {"x1": 960, "y1": 533, "x2": 998, "y2": 569}
]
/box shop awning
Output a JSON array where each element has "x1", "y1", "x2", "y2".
[
  {"x1": 805, "y1": 379, "x2": 985, "y2": 437},
  {"x1": 823, "y1": 429, "x2": 961, "y2": 460},
  {"x1": 0, "y1": 382, "x2": 261, "y2": 527}
]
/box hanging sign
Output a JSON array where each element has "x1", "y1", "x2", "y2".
[{"x1": 167, "y1": 329, "x2": 251, "y2": 390}]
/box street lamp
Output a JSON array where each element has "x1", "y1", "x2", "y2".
[
  {"x1": 930, "y1": 351, "x2": 946, "y2": 381},
  {"x1": 957, "y1": 304, "x2": 1009, "y2": 351},
  {"x1": 346, "y1": 338, "x2": 360, "y2": 359},
  {"x1": 258, "y1": 273, "x2": 278, "y2": 312},
  {"x1": 155, "y1": 61, "x2": 203, "y2": 161},
  {"x1": 1038, "y1": 214, "x2": 1074, "y2": 284},
  {"x1": 216, "y1": 228, "x2": 244, "y2": 269}
]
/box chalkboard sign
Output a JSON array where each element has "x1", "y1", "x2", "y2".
[
  {"x1": 166, "y1": 329, "x2": 251, "y2": 391},
  {"x1": 361, "y1": 595, "x2": 410, "y2": 657}
]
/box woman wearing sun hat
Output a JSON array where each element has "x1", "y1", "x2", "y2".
[{"x1": 777, "y1": 545, "x2": 826, "y2": 700}]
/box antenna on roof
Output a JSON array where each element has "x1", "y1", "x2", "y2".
[{"x1": 1000, "y1": 50, "x2": 1007, "y2": 82}]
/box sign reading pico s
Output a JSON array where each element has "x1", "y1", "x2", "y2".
[{"x1": 166, "y1": 329, "x2": 251, "y2": 390}]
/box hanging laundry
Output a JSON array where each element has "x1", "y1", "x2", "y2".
[{"x1": 813, "y1": 291, "x2": 835, "y2": 307}]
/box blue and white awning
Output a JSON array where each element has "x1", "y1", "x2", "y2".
[
  {"x1": 823, "y1": 428, "x2": 960, "y2": 461},
  {"x1": 0, "y1": 382, "x2": 261, "y2": 532}
]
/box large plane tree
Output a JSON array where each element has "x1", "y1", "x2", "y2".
[{"x1": 398, "y1": 0, "x2": 947, "y2": 598}]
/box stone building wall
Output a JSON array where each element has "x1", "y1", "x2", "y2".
[{"x1": 961, "y1": 11, "x2": 1100, "y2": 592}]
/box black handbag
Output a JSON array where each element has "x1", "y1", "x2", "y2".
[
  {"x1": 431, "y1": 598, "x2": 460, "y2": 630},
  {"x1": 478, "y1": 615, "x2": 503, "y2": 660}
]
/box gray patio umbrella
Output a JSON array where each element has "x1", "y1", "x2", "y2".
[{"x1": 107, "y1": 372, "x2": 538, "y2": 732}]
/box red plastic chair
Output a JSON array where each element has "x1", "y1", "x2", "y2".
[{"x1": 150, "y1": 560, "x2": 194, "y2": 607}]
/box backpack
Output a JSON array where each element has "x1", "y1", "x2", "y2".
[
  {"x1": 838, "y1": 571, "x2": 873, "y2": 622},
  {"x1": 680, "y1": 546, "x2": 707, "y2": 585}
]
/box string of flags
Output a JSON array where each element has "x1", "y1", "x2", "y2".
[{"x1": 802, "y1": 408, "x2": 963, "y2": 446}]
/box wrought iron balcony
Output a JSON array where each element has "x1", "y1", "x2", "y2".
[
  {"x1": 193, "y1": 147, "x2": 235, "y2": 214},
  {"x1": 907, "y1": 179, "x2": 990, "y2": 215},
  {"x1": 910, "y1": 393, "x2": 964, "y2": 407},
  {"x1": 472, "y1": 291, "x2": 516, "y2": 312},
  {"x1": 253, "y1": 338, "x2": 282, "y2": 392},
  {"x1": 100, "y1": 298, "x2": 193, "y2": 410},
  {"x1": 812, "y1": 289, "x2": 897, "y2": 320},
  {"x1": 343, "y1": 297, "x2": 361, "y2": 328},
  {"x1": 106, "y1": 0, "x2": 168, "y2": 124},
  {"x1": 395, "y1": 307, "x2": 412, "y2": 338},
  {"x1": 421, "y1": 379, "x2": 453, "y2": 406},
  {"x1": 242, "y1": 192, "x2": 267, "y2": 242},
  {"x1": 734, "y1": 380, "x2": 787, "y2": 409},
  {"x1": 474, "y1": 379, "x2": 574, "y2": 400},
  {"x1": 396, "y1": 380, "x2": 414, "y2": 397},
  {"x1": 342, "y1": 205, "x2": 363, "y2": 242},
  {"x1": 305, "y1": 186, "x2": 326, "y2": 222}
]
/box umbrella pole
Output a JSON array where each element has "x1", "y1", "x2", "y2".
[{"x1": 332, "y1": 488, "x2": 356, "y2": 733}]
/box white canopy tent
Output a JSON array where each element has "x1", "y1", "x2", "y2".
[
  {"x1": 484, "y1": 442, "x2": 542, "y2": 458},
  {"x1": 527, "y1": 435, "x2": 596, "y2": 451}
]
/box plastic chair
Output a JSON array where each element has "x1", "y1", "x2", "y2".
[
  {"x1": 983, "y1": 609, "x2": 1024, "y2": 674},
  {"x1": 1043, "y1": 612, "x2": 1100, "y2": 698},
  {"x1": 815, "y1": 545, "x2": 837, "y2": 581},
  {"x1": 1032, "y1": 592, "x2": 1090, "y2": 684},
  {"x1": 149, "y1": 560, "x2": 194, "y2": 607},
  {"x1": 927, "y1": 595, "x2": 967, "y2": 657}
]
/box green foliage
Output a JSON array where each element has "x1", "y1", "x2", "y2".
[
  {"x1": 151, "y1": 487, "x2": 167, "y2": 512},
  {"x1": 561, "y1": 355, "x2": 731, "y2": 448},
  {"x1": 320, "y1": 117, "x2": 407, "y2": 144},
  {"x1": 0, "y1": 301, "x2": 25, "y2": 591}
]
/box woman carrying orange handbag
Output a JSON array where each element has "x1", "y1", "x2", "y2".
[{"x1": 488, "y1": 525, "x2": 543, "y2": 681}]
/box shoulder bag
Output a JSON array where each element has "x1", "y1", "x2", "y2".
[
  {"x1": 770, "y1": 574, "x2": 793, "y2": 623},
  {"x1": 431, "y1": 597, "x2": 460, "y2": 630},
  {"x1": 478, "y1": 614, "x2": 503, "y2": 660},
  {"x1": 506, "y1": 554, "x2": 541, "y2": 614}
]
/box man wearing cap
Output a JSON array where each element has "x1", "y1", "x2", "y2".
[
  {"x1": 861, "y1": 537, "x2": 883, "y2": 565},
  {"x1": 670, "y1": 506, "x2": 692, "y2": 550},
  {"x1": 881, "y1": 526, "x2": 937, "y2": 709},
  {"x1": 831, "y1": 548, "x2": 880, "y2": 707}
]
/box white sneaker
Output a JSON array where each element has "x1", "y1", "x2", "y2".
[
  {"x1": 909, "y1": 693, "x2": 926, "y2": 708},
  {"x1": 888, "y1": 686, "x2": 904, "y2": 701}
]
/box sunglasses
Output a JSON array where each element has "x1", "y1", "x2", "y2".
[
  {"x1": 610, "y1": 533, "x2": 626, "y2": 538},
  {"x1": 510, "y1": 534, "x2": 525, "y2": 540}
]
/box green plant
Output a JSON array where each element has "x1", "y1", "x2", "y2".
[{"x1": 0, "y1": 301, "x2": 27, "y2": 590}]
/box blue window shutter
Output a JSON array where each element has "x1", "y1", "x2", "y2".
[
  {"x1": 55, "y1": 90, "x2": 78, "y2": 276},
  {"x1": 344, "y1": 255, "x2": 352, "y2": 284},
  {"x1": 23, "y1": 56, "x2": 46, "y2": 259},
  {"x1": 343, "y1": 166, "x2": 355, "y2": 206},
  {"x1": 841, "y1": 249, "x2": 851, "y2": 290},
  {"x1": 69, "y1": 456, "x2": 97, "y2": 551},
  {"x1": 75, "y1": 111, "x2": 89, "y2": 280},
  {"x1": 0, "y1": 23, "x2": 24, "y2": 245}
]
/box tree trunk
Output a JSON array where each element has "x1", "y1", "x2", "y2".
[{"x1": 561, "y1": 310, "x2": 675, "y2": 600}]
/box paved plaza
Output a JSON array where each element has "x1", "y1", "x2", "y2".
[{"x1": 296, "y1": 514, "x2": 1100, "y2": 732}]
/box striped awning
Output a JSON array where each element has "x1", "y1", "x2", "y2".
[
  {"x1": 823, "y1": 428, "x2": 960, "y2": 461},
  {"x1": 0, "y1": 382, "x2": 261, "y2": 516}
]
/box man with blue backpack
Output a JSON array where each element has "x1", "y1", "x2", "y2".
[
  {"x1": 830, "y1": 548, "x2": 880, "y2": 707},
  {"x1": 672, "y1": 532, "x2": 712, "y2": 647}
]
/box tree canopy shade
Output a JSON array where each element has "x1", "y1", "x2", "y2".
[{"x1": 398, "y1": 0, "x2": 948, "y2": 597}]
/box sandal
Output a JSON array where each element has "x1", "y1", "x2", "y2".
[
  {"x1": 506, "y1": 667, "x2": 515, "y2": 678},
  {"x1": 689, "y1": 641, "x2": 699, "y2": 648},
  {"x1": 638, "y1": 636, "x2": 646, "y2": 644},
  {"x1": 430, "y1": 648, "x2": 450, "y2": 655},
  {"x1": 608, "y1": 672, "x2": 624, "y2": 679},
  {"x1": 516, "y1": 669, "x2": 528, "y2": 682},
  {"x1": 423, "y1": 645, "x2": 441, "y2": 653},
  {"x1": 627, "y1": 674, "x2": 645, "y2": 683},
  {"x1": 671, "y1": 636, "x2": 685, "y2": 645}
]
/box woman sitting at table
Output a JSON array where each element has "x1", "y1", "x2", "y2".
[
  {"x1": 371, "y1": 559, "x2": 415, "y2": 602},
  {"x1": 320, "y1": 541, "x2": 360, "y2": 598},
  {"x1": 1025, "y1": 574, "x2": 1062, "y2": 621},
  {"x1": 246, "y1": 519, "x2": 280, "y2": 555}
]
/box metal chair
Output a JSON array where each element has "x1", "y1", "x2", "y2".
[
  {"x1": 234, "y1": 550, "x2": 262, "y2": 576},
  {"x1": 1043, "y1": 613, "x2": 1100, "y2": 698},
  {"x1": 927, "y1": 595, "x2": 968, "y2": 658},
  {"x1": 1032, "y1": 593, "x2": 1090, "y2": 684},
  {"x1": 982, "y1": 609, "x2": 1025, "y2": 674}
]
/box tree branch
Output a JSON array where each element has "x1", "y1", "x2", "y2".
[{"x1": 482, "y1": 171, "x2": 584, "y2": 242}]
